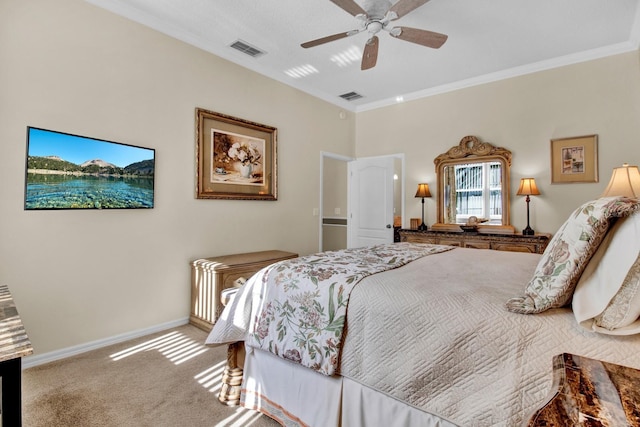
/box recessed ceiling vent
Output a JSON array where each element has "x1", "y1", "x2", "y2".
[
  {"x1": 229, "y1": 40, "x2": 266, "y2": 58},
  {"x1": 339, "y1": 91, "x2": 363, "y2": 101}
]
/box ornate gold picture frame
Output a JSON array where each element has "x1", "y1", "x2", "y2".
[{"x1": 196, "y1": 108, "x2": 277, "y2": 200}]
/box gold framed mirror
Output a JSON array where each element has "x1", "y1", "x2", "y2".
[{"x1": 432, "y1": 136, "x2": 515, "y2": 234}]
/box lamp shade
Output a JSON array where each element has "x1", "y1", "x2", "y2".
[
  {"x1": 516, "y1": 178, "x2": 540, "y2": 196},
  {"x1": 415, "y1": 183, "x2": 432, "y2": 198},
  {"x1": 601, "y1": 163, "x2": 640, "y2": 198}
]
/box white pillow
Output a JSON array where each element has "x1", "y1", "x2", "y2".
[{"x1": 573, "y1": 211, "x2": 640, "y2": 334}]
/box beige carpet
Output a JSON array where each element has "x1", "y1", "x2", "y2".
[{"x1": 23, "y1": 324, "x2": 280, "y2": 427}]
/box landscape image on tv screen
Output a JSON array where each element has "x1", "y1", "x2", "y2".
[{"x1": 25, "y1": 127, "x2": 155, "y2": 210}]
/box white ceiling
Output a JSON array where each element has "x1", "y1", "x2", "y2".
[{"x1": 85, "y1": 0, "x2": 640, "y2": 112}]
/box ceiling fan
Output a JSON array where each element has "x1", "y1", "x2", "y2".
[{"x1": 301, "y1": 0, "x2": 448, "y2": 70}]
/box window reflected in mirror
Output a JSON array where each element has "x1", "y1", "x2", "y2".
[
  {"x1": 444, "y1": 162, "x2": 502, "y2": 225},
  {"x1": 433, "y1": 136, "x2": 515, "y2": 234}
]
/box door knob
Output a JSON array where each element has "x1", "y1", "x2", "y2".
[{"x1": 386, "y1": 224, "x2": 392, "y2": 228}]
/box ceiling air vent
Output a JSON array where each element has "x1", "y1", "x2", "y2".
[
  {"x1": 339, "y1": 91, "x2": 363, "y2": 101},
  {"x1": 229, "y1": 40, "x2": 266, "y2": 58}
]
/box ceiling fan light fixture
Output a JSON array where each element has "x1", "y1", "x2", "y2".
[
  {"x1": 386, "y1": 11, "x2": 399, "y2": 21},
  {"x1": 367, "y1": 21, "x2": 384, "y2": 34}
]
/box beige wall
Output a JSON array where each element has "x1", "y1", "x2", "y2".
[
  {"x1": 0, "y1": 0, "x2": 354, "y2": 354},
  {"x1": 322, "y1": 156, "x2": 348, "y2": 251},
  {"x1": 322, "y1": 225, "x2": 347, "y2": 252},
  {"x1": 322, "y1": 157, "x2": 348, "y2": 218},
  {"x1": 355, "y1": 51, "x2": 640, "y2": 234}
]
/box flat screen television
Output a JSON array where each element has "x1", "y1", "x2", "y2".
[{"x1": 25, "y1": 127, "x2": 155, "y2": 210}]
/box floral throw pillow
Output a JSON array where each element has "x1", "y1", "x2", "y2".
[{"x1": 506, "y1": 196, "x2": 640, "y2": 314}]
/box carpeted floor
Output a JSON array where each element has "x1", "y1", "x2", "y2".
[{"x1": 22, "y1": 324, "x2": 281, "y2": 427}]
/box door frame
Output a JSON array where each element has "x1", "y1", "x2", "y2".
[
  {"x1": 319, "y1": 151, "x2": 354, "y2": 253},
  {"x1": 319, "y1": 152, "x2": 405, "y2": 252}
]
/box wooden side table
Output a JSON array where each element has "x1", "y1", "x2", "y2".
[
  {"x1": 526, "y1": 353, "x2": 640, "y2": 426},
  {"x1": 190, "y1": 250, "x2": 298, "y2": 331},
  {"x1": 0, "y1": 284, "x2": 33, "y2": 426}
]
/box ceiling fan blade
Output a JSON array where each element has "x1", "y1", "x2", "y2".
[
  {"x1": 301, "y1": 31, "x2": 354, "y2": 48},
  {"x1": 330, "y1": 0, "x2": 367, "y2": 17},
  {"x1": 361, "y1": 36, "x2": 379, "y2": 70},
  {"x1": 388, "y1": 0, "x2": 431, "y2": 20},
  {"x1": 390, "y1": 27, "x2": 447, "y2": 48}
]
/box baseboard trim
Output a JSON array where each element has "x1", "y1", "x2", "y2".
[{"x1": 22, "y1": 317, "x2": 190, "y2": 369}]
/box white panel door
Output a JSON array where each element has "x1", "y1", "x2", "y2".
[{"x1": 347, "y1": 156, "x2": 395, "y2": 248}]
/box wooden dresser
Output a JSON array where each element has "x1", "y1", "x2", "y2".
[
  {"x1": 399, "y1": 229, "x2": 550, "y2": 254},
  {"x1": 190, "y1": 250, "x2": 298, "y2": 331}
]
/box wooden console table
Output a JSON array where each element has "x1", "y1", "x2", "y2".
[
  {"x1": 190, "y1": 250, "x2": 298, "y2": 331},
  {"x1": 0, "y1": 284, "x2": 33, "y2": 426},
  {"x1": 527, "y1": 353, "x2": 640, "y2": 426},
  {"x1": 399, "y1": 229, "x2": 550, "y2": 254}
]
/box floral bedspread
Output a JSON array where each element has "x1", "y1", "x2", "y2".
[{"x1": 246, "y1": 242, "x2": 452, "y2": 375}]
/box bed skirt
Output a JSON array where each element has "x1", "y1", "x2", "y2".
[{"x1": 241, "y1": 345, "x2": 458, "y2": 427}]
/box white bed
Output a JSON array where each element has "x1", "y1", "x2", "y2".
[{"x1": 207, "y1": 197, "x2": 640, "y2": 427}]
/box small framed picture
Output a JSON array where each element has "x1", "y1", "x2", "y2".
[{"x1": 550, "y1": 135, "x2": 598, "y2": 184}]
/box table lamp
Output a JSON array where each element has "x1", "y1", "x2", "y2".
[
  {"x1": 414, "y1": 183, "x2": 432, "y2": 231},
  {"x1": 517, "y1": 178, "x2": 540, "y2": 236},
  {"x1": 600, "y1": 163, "x2": 640, "y2": 198}
]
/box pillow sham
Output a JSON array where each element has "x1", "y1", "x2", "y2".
[
  {"x1": 506, "y1": 196, "x2": 640, "y2": 314},
  {"x1": 572, "y1": 211, "x2": 640, "y2": 334},
  {"x1": 593, "y1": 255, "x2": 640, "y2": 334}
]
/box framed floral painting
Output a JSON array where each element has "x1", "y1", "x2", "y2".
[{"x1": 196, "y1": 108, "x2": 277, "y2": 200}]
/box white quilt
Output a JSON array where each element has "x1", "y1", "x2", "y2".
[{"x1": 207, "y1": 246, "x2": 640, "y2": 426}]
